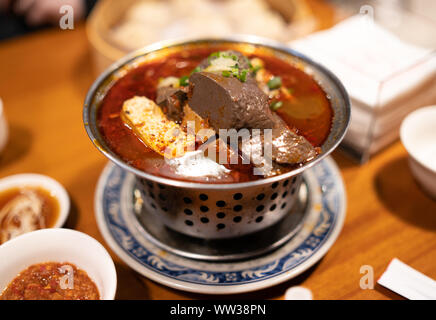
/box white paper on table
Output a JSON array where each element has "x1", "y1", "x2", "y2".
[
  {"x1": 290, "y1": 15, "x2": 436, "y2": 110},
  {"x1": 378, "y1": 258, "x2": 436, "y2": 300}
]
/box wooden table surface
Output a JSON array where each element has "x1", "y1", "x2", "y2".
[{"x1": 1, "y1": 14, "x2": 435, "y2": 300}]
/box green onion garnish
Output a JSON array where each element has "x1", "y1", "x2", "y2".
[
  {"x1": 270, "y1": 101, "x2": 283, "y2": 111},
  {"x1": 190, "y1": 66, "x2": 201, "y2": 75},
  {"x1": 251, "y1": 65, "x2": 262, "y2": 74},
  {"x1": 208, "y1": 52, "x2": 220, "y2": 62},
  {"x1": 179, "y1": 76, "x2": 189, "y2": 86},
  {"x1": 239, "y1": 69, "x2": 248, "y2": 82},
  {"x1": 209, "y1": 51, "x2": 239, "y2": 61},
  {"x1": 267, "y1": 77, "x2": 282, "y2": 90},
  {"x1": 209, "y1": 52, "x2": 220, "y2": 59},
  {"x1": 222, "y1": 70, "x2": 231, "y2": 77}
]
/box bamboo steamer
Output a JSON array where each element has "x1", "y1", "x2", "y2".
[
  {"x1": 86, "y1": 0, "x2": 315, "y2": 74},
  {"x1": 86, "y1": 0, "x2": 136, "y2": 74}
]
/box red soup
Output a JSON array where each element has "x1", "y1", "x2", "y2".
[{"x1": 97, "y1": 47, "x2": 332, "y2": 183}]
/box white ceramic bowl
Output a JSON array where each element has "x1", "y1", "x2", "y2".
[
  {"x1": 0, "y1": 228, "x2": 117, "y2": 300},
  {"x1": 0, "y1": 98, "x2": 8, "y2": 153},
  {"x1": 0, "y1": 173, "x2": 70, "y2": 228},
  {"x1": 400, "y1": 105, "x2": 436, "y2": 199}
]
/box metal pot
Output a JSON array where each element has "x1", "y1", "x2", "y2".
[{"x1": 83, "y1": 37, "x2": 350, "y2": 239}]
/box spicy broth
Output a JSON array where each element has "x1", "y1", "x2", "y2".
[{"x1": 97, "y1": 48, "x2": 332, "y2": 183}]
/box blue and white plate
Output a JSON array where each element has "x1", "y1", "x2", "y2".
[{"x1": 95, "y1": 157, "x2": 346, "y2": 294}]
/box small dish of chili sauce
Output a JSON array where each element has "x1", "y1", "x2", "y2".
[{"x1": 0, "y1": 262, "x2": 100, "y2": 300}]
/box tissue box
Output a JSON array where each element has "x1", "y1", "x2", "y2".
[{"x1": 290, "y1": 3, "x2": 436, "y2": 162}]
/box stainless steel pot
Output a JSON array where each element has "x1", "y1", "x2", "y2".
[{"x1": 84, "y1": 37, "x2": 350, "y2": 239}]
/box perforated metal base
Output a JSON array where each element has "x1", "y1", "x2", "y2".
[
  {"x1": 137, "y1": 174, "x2": 303, "y2": 239},
  {"x1": 133, "y1": 180, "x2": 309, "y2": 261}
]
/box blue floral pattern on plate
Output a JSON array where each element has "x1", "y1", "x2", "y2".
[{"x1": 95, "y1": 157, "x2": 346, "y2": 294}]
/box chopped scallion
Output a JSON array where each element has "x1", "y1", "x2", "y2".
[
  {"x1": 190, "y1": 66, "x2": 201, "y2": 75},
  {"x1": 179, "y1": 76, "x2": 189, "y2": 86},
  {"x1": 267, "y1": 77, "x2": 282, "y2": 90},
  {"x1": 270, "y1": 100, "x2": 283, "y2": 111},
  {"x1": 239, "y1": 69, "x2": 248, "y2": 82},
  {"x1": 209, "y1": 52, "x2": 220, "y2": 59},
  {"x1": 222, "y1": 70, "x2": 231, "y2": 77}
]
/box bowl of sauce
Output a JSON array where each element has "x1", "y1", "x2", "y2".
[
  {"x1": 0, "y1": 228, "x2": 117, "y2": 300},
  {"x1": 0, "y1": 262, "x2": 100, "y2": 300},
  {"x1": 0, "y1": 174, "x2": 70, "y2": 244}
]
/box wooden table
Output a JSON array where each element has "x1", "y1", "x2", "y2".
[{"x1": 1, "y1": 20, "x2": 435, "y2": 300}]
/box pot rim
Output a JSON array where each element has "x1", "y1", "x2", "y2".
[{"x1": 83, "y1": 35, "x2": 350, "y2": 190}]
